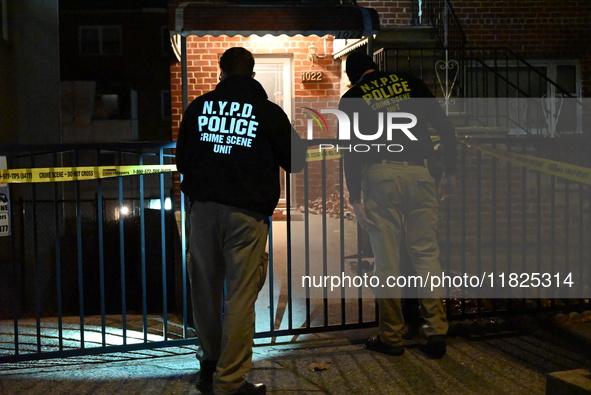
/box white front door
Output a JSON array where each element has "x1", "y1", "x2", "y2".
[{"x1": 254, "y1": 56, "x2": 293, "y2": 207}]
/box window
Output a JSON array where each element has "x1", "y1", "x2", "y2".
[
  {"x1": 94, "y1": 94, "x2": 119, "y2": 119},
  {"x1": 554, "y1": 64, "x2": 578, "y2": 96},
  {"x1": 521, "y1": 61, "x2": 581, "y2": 135},
  {"x1": 470, "y1": 59, "x2": 580, "y2": 98},
  {"x1": 93, "y1": 86, "x2": 132, "y2": 120},
  {"x1": 79, "y1": 26, "x2": 122, "y2": 55},
  {"x1": 467, "y1": 59, "x2": 582, "y2": 135}
]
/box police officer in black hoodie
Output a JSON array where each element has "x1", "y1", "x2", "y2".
[
  {"x1": 340, "y1": 52, "x2": 456, "y2": 359},
  {"x1": 176, "y1": 47, "x2": 305, "y2": 395}
]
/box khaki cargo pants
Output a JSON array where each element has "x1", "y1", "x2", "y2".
[
  {"x1": 363, "y1": 162, "x2": 448, "y2": 345},
  {"x1": 188, "y1": 201, "x2": 269, "y2": 394}
]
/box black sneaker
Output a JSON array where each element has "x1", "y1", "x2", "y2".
[
  {"x1": 424, "y1": 335, "x2": 447, "y2": 359},
  {"x1": 366, "y1": 335, "x2": 405, "y2": 356},
  {"x1": 196, "y1": 360, "x2": 217, "y2": 394},
  {"x1": 233, "y1": 382, "x2": 267, "y2": 394}
]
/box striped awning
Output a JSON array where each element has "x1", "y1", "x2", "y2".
[{"x1": 170, "y1": 2, "x2": 379, "y2": 38}]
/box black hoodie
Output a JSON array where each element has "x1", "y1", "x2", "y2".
[
  {"x1": 339, "y1": 70, "x2": 457, "y2": 204},
  {"x1": 176, "y1": 75, "x2": 304, "y2": 216}
]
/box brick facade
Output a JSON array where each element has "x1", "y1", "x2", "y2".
[
  {"x1": 170, "y1": 2, "x2": 590, "y2": 245},
  {"x1": 170, "y1": 0, "x2": 591, "y2": 142},
  {"x1": 170, "y1": 35, "x2": 345, "y2": 205},
  {"x1": 170, "y1": 35, "x2": 341, "y2": 135},
  {"x1": 357, "y1": 1, "x2": 415, "y2": 26},
  {"x1": 449, "y1": 0, "x2": 591, "y2": 96}
]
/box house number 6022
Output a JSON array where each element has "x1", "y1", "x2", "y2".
[{"x1": 302, "y1": 71, "x2": 323, "y2": 83}]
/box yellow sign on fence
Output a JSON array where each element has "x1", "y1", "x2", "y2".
[
  {"x1": 0, "y1": 156, "x2": 10, "y2": 237},
  {"x1": 306, "y1": 147, "x2": 343, "y2": 162}
]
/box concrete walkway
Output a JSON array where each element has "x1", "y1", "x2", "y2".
[
  {"x1": 1, "y1": 322, "x2": 590, "y2": 394},
  {"x1": 2, "y1": 215, "x2": 591, "y2": 393}
]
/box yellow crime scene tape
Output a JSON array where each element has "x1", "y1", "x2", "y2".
[
  {"x1": 463, "y1": 141, "x2": 591, "y2": 185},
  {"x1": 306, "y1": 147, "x2": 343, "y2": 162},
  {"x1": 0, "y1": 164, "x2": 177, "y2": 184},
  {"x1": 0, "y1": 147, "x2": 340, "y2": 183},
  {"x1": 3, "y1": 144, "x2": 586, "y2": 184}
]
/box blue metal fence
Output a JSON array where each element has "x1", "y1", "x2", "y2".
[
  {"x1": 1, "y1": 139, "x2": 590, "y2": 362},
  {"x1": 0, "y1": 142, "x2": 187, "y2": 362},
  {"x1": 0, "y1": 141, "x2": 378, "y2": 362}
]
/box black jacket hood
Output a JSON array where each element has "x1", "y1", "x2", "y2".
[{"x1": 215, "y1": 75, "x2": 268, "y2": 100}]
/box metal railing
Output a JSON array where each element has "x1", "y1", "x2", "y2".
[
  {"x1": 446, "y1": 136, "x2": 591, "y2": 323},
  {"x1": 0, "y1": 142, "x2": 183, "y2": 362},
  {"x1": 0, "y1": 142, "x2": 379, "y2": 363},
  {"x1": 402, "y1": 0, "x2": 587, "y2": 136},
  {"x1": 2, "y1": 138, "x2": 590, "y2": 362},
  {"x1": 462, "y1": 48, "x2": 575, "y2": 99},
  {"x1": 374, "y1": 45, "x2": 587, "y2": 136},
  {"x1": 419, "y1": 0, "x2": 466, "y2": 52}
]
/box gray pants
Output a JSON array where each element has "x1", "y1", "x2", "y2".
[
  {"x1": 188, "y1": 201, "x2": 269, "y2": 394},
  {"x1": 363, "y1": 162, "x2": 448, "y2": 345}
]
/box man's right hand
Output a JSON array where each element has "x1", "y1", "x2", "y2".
[
  {"x1": 352, "y1": 202, "x2": 379, "y2": 233},
  {"x1": 438, "y1": 174, "x2": 456, "y2": 202}
]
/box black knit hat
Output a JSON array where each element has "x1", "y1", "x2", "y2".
[{"x1": 345, "y1": 52, "x2": 378, "y2": 84}]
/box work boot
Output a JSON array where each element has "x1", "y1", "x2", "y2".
[
  {"x1": 424, "y1": 335, "x2": 447, "y2": 359},
  {"x1": 195, "y1": 360, "x2": 217, "y2": 394},
  {"x1": 365, "y1": 335, "x2": 405, "y2": 356},
  {"x1": 233, "y1": 382, "x2": 267, "y2": 394}
]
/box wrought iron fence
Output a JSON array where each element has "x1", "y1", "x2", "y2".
[
  {"x1": 1, "y1": 139, "x2": 590, "y2": 362},
  {"x1": 419, "y1": 0, "x2": 466, "y2": 54},
  {"x1": 374, "y1": 45, "x2": 588, "y2": 137},
  {"x1": 0, "y1": 143, "x2": 183, "y2": 362}
]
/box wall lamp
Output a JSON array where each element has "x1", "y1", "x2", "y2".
[
  {"x1": 308, "y1": 44, "x2": 319, "y2": 64},
  {"x1": 309, "y1": 43, "x2": 330, "y2": 65}
]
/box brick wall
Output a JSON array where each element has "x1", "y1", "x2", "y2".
[
  {"x1": 170, "y1": 35, "x2": 342, "y2": 135},
  {"x1": 170, "y1": 2, "x2": 591, "y2": 249},
  {"x1": 451, "y1": 0, "x2": 591, "y2": 55},
  {"x1": 170, "y1": 35, "x2": 345, "y2": 206},
  {"x1": 357, "y1": 0, "x2": 415, "y2": 26},
  {"x1": 355, "y1": 0, "x2": 591, "y2": 95},
  {"x1": 450, "y1": 0, "x2": 591, "y2": 96}
]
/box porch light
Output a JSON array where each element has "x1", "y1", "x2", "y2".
[{"x1": 308, "y1": 44, "x2": 319, "y2": 64}]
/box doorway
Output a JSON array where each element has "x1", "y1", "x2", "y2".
[{"x1": 254, "y1": 56, "x2": 293, "y2": 208}]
